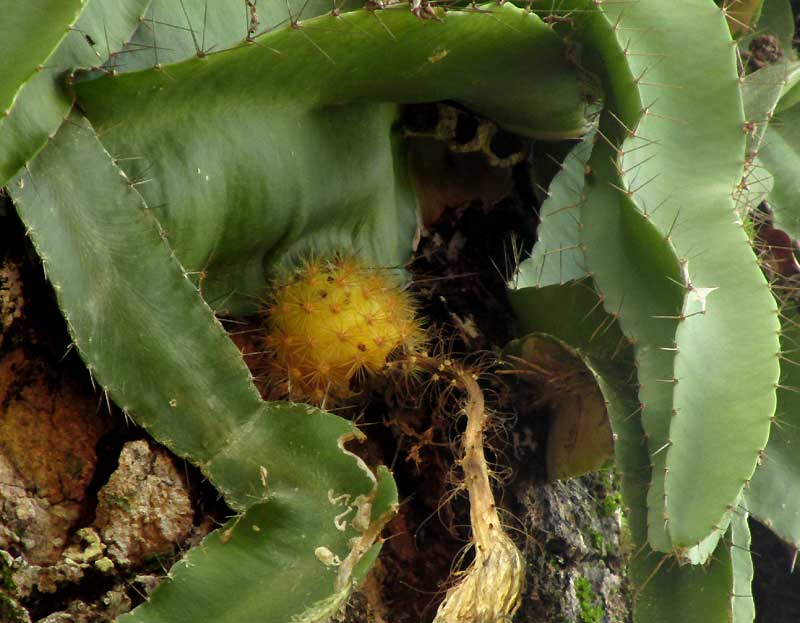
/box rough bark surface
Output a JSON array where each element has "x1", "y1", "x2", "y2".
[{"x1": 0, "y1": 201, "x2": 207, "y2": 623}]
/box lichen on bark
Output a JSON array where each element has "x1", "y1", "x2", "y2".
[{"x1": 511, "y1": 472, "x2": 629, "y2": 623}]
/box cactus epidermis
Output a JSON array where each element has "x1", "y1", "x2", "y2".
[{"x1": 265, "y1": 256, "x2": 424, "y2": 403}]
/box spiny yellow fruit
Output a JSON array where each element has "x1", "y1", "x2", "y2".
[{"x1": 265, "y1": 256, "x2": 424, "y2": 404}]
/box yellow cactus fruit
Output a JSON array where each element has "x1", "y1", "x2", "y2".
[{"x1": 264, "y1": 256, "x2": 424, "y2": 404}]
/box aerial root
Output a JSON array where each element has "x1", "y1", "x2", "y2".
[{"x1": 433, "y1": 366, "x2": 525, "y2": 623}]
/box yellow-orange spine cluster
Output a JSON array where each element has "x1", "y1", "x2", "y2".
[{"x1": 264, "y1": 256, "x2": 424, "y2": 404}]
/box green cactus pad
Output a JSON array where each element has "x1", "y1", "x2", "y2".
[
  {"x1": 0, "y1": 0, "x2": 149, "y2": 185},
  {"x1": 648, "y1": 5, "x2": 778, "y2": 557},
  {"x1": 535, "y1": 0, "x2": 779, "y2": 559},
  {"x1": 738, "y1": 63, "x2": 800, "y2": 212},
  {"x1": 513, "y1": 125, "x2": 595, "y2": 289},
  {"x1": 0, "y1": 1, "x2": 83, "y2": 119},
  {"x1": 581, "y1": 123, "x2": 687, "y2": 556},
  {"x1": 755, "y1": 62, "x2": 800, "y2": 239},
  {"x1": 509, "y1": 281, "x2": 754, "y2": 623},
  {"x1": 634, "y1": 500, "x2": 753, "y2": 623},
  {"x1": 730, "y1": 506, "x2": 755, "y2": 623},
  {"x1": 111, "y1": 0, "x2": 364, "y2": 73},
  {"x1": 628, "y1": 498, "x2": 752, "y2": 623},
  {"x1": 74, "y1": 3, "x2": 590, "y2": 313},
  {"x1": 742, "y1": 63, "x2": 800, "y2": 166},
  {"x1": 631, "y1": 542, "x2": 738, "y2": 623},
  {"x1": 8, "y1": 114, "x2": 397, "y2": 622},
  {"x1": 529, "y1": 0, "x2": 688, "y2": 556},
  {"x1": 745, "y1": 310, "x2": 800, "y2": 550},
  {"x1": 117, "y1": 467, "x2": 397, "y2": 623}
]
